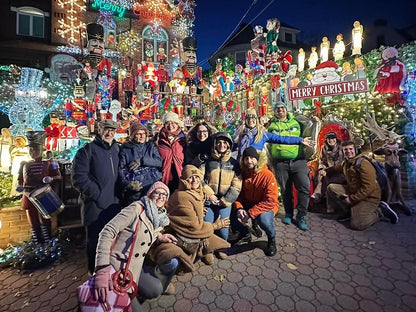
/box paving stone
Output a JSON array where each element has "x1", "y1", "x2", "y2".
[
  {"x1": 337, "y1": 294, "x2": 359, "y2": 311},
  {"x1": 275, "y1": 295, "x2": 295, "y2": 311},
  {"x1": 183, "y1": 286, "x2": 200, "y2": 300},
  {"x1": 279, "y1": 271, "x2": 296, "y2": 283},
  {"x1": 295, "y1": 300, "x2": 317, "y2": 312},
  {"x1": 214, "y1": 294, "x2": 233, "y2": 310},
  {"x1": 238, "y1": 286, "x2": 256, "y2": 299},
  {"x1": 198, "y1": 290, "x2": 216, "y2": 304},
  {"x1": 251, "y1": 303, "x2": 272, "y2": 312},
  {"x1": 358, "y1": 300, "x2": 383, "y2": 312},
  {"x1": 355, "y1": 286, "x2": 377, "y2": 299},
  {"x1": 316, "y1": 290, "x2": 337, "y2": 306},
  {"x1": 242, "y1": 275, "x2": 259, "y2": 287},
  {"x1": 276, "y1": 282, "x2": 296, "y2": 296},
  {"x1": 296, "y1": 274, "x2": 314, "y2": 287},
  {"x1": 335, "y1": 282, "x2": 355, "y2": 296},
  {"x1": 173, "y1": 298, "x2": 192, "y2": 312},
  {"x1": 232, "y1": 298, "x2": 252, "y2": 312}
]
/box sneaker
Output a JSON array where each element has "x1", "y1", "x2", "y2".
[
  {"x1": 163, "y1": 283, "x2": 176, "y2": 295},
  {"x1": 215, "y1": 250, "x2": 228, "y2": 259},
  {"x1": 202, "y1": 253, "x2": 215, "y2": 265},
  {"x1": 282, "y1": 214, "x2": 293, "y2": 225},
  {"x1": 296, "y1": 216, "x2": 308, "y2": 231},
  {"x1": 379, "y1": 201, "x2": 398, "y2": 224},
  {"x1": 251, "y1": 222, "x2": 263, "y2": 238},
  {"x1": 233, "y1": 232, "x2": 252, "y2": 246}
]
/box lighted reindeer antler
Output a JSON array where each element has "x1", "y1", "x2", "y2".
[{"x1": 361, "y1": 112, "x2": 388, "y2": 141}]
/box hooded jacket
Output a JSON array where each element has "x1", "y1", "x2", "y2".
[
  {"x1": 233, "y1": 152, "x2": 279, "y2": 219},
  {"x1": 203, "y1": 132, "x2": 242, "y2": 207}
]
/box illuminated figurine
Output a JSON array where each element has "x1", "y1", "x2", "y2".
[
  {"x1": 181, "y1": 37, "x2": 203, "y2": 94},
  {"x1": 65, "y1": 81, "x2": 95, "y2": 129},
  {"x1": 122, "y1": 72, "x2": 135, "y2": 108},
  {"x1": 156, "y1": 64, "x2": 169, "y2": 93},
  {"x1": 308, "y1": 46, "x2": 318, "y2": 69},
  {"x1": 157, "y1": 44, "x2": 167, "y2": 64},
  {"x1": 16, "y1": 131, "x2": 61, "y2": 245},
  {"x1": 320, "y1": 37, "x2": 330, "y2": 63},
  {"x1": 373, "y1": 47, "x2": 406, "y2": 94},
  {"x1": 352, "y1": 21, "x2": 363, "y2": 56},
  {"x1": 265, "y1": 18, "x2": 280, "y2": 56},
  {"x1": 333, "y1": 33, "x2": 345, "y2": 61},
  {"x1": 298, "y1": 48, "x2": 305, "y2": 72}
]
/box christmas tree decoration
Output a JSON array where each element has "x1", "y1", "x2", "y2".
[{"x1": 57, "y1": 0, "x2": 87, "y2": 46}]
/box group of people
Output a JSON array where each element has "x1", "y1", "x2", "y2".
[{"x1": 71, "y1": 100, "x2": 399, "y2": 311}]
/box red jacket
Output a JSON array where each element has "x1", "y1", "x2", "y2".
[
  {"x1": 157, "y1": 129, "x2": 186, "y2": 186},
  {"x1": 233, "y1": 165, "x2": 279, "y2": 219}
]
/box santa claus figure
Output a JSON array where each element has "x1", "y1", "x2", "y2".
[
  {"x1": 373, "y1": 47, "x2": 406, "y2": 94},
  {"x1": 142, "y1": 62, "x2": 158, "y2": 89},
  {"x1": 310, "y1": 61, "x2": 341, "y2": 85}
]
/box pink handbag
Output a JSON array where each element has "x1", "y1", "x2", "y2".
[{"x1": 78, "y1": 213, "x2": 142, "y2": 312}]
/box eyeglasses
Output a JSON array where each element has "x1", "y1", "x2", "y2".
[
  {"x1": 153, "y1": 191, "x2": 168, "y2": 199},
  {"x1": 197, "y1": 130, "x2": 208, "y2": 134},
  {"x1": 245, "y1": 115, "x2": 257, "y2": 120}
]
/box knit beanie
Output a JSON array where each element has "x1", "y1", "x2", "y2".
[
  {"x1": 181, "y1": 165, "x2": 204, "y2": 180},
  {"x1": 273, "y1": 101, "x2": 287, "y2": 110},
  {"x1": 147, "y1": 181, "x2": 170, "y2": 198},
  {"x1": 163, "y1": 111, "x2": 181, "y2": 125},
  {"x1": 245, "y1": 108, "x2": 258, "y2": 118},
  {"x1": 242, "y1": 146, "x2": 259, "y2": 160},
  {"x1": 129, "y1": 120, "x2": 148, "y2": 139}
]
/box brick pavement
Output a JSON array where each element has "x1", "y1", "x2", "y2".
[{"x1": 0, "y1": 202, "x2": 415, "y2": 312}]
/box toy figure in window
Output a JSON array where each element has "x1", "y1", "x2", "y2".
[
  {"x1": 145, "y1": 40, "x2": 154, "y2": 62},
  {"x1": 157, "y1": 44, "x2": 167, "y2": 64},
  {"x1": 122, "y1": 72, "x2": 135, "y2": 108}
]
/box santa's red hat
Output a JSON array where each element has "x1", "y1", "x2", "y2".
[{"x1": 315, "y1": 61, "x2": 339, "y2": 71}]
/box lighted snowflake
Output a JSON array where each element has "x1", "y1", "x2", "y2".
[
  {"x1": 172, "y1": 17, "x2": 194, "y2": 40},
  {"x1": 57, "y1": 0, "x2": 87, "y2": 45}
]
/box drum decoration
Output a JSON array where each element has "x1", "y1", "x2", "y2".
[{"x1": 28, "y1": 185, "x2": 65, "y2": 219}]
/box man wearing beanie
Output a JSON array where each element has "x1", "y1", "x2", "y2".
[
  {"x1": 268, "y1": 101, "x2": 313, "y2": 231},
  {"x1": 119, "y1": 120, "x2": 162, "y2": 204},
  {"x1": 231, "y1": 147, "x2": 279, "y2": 257}
]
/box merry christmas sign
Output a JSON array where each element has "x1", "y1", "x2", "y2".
[{"x1": 288, "y1": 78, "x2": 369, "y2": 100}]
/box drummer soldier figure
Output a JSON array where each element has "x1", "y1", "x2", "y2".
[{"x1": 16, "y1": 131, "x2": 61, "y2": 245}]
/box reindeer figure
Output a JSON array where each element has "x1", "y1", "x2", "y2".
[{"x1": 362, "y1": 113, "x2": 412, "y2": 215}]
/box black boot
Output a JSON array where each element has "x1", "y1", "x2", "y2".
[
  {"x1": 251, "y1": 219, "x2": 263, "y2": 238},
  {"x1": 264, "y1": 237, "x2": 277, "y2": 257}
]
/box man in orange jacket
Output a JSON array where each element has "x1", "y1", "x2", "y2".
[{"x1": 231, "y1": 147, "x2": 278, "y2": 256}]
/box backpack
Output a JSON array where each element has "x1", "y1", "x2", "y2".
[{"x1": 355, "y1": 156, "x2": 389, "y2": 197}]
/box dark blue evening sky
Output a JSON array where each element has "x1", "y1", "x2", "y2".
[{"x1": 194, "y1": 0, "x2": 415, "y2": 69}]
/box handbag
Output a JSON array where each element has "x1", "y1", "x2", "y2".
[
  {"x1": 174, "y1": 233, "x2": 201, "y2": 255},
  {"x1": 77, "y1": 209, "x2": 143, "y2": 312},
  {"x1": 123, "y1": 166, "x2": 162, "y2": 189}
]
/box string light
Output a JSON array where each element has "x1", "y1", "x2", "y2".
[
  {"x1": 57, "y1": 0, "x2": 87, "y2": 46},
  {"x1": 117, "y1": 29, "x2": 141, "y2": 58}
]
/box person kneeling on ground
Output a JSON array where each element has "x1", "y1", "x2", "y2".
[
  {"x1": 325, "y1": 141, "x2": 398, "y2": 230},
  {"x1": 230, "y1": 147, "x2": 278, "y2": 257}
]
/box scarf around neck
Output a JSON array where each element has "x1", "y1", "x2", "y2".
[{"x1": 140, "y1": 196, "x2": 170, "y2": 229}]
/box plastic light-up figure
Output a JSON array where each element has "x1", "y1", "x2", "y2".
[
  {"x1": 9, "y1": 68, "x2": 49, "y2": 136},
  {"x1": 298, "y1": 48, "x2": 305, "y2": 72},
  {"x1": 320, "y1": 37, "x2": 330, "y2": 63},
  {"x1": 333, "y1": 33, "x2": 345, "y2": 61},
  {"x1": 352, "y1": 21, "x2": 363, "y2": 56}
]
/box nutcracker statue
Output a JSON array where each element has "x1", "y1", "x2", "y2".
[{"x1": 181, "y1": 37, "x2": 203, "y2": 94}]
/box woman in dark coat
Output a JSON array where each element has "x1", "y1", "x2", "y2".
[
  {"x1": 119, "y1": 121, "x2": 162, "y2": 204},
  {"x1": 184, "y1": 122, "x2": 217, "y2": 167}
]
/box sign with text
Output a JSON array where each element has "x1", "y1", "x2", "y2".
[{"x1": 288, "y1": 79, "x2": 369, "y2": 100}]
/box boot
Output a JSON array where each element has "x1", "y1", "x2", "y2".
[
  {"x1": 251, "y1": 219, "x2": 263, "y2": 238},
  {"x1": 215, "y1": 250, "x2": 228, "y2": 259},
  {"x1": 264, "y1": 237, "x2": 277, "y2": 257},
  {"x1": 202, "y1": 253, "x2": 215, "y2": 265}
]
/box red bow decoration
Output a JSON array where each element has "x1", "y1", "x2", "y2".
[{"x1": 270, "y1": 74, "x2": 281, "y2": 90}]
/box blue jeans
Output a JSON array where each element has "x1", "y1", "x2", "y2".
[
  {"x1": 156, "y1": 257, "x2": 180, "y2": 291},
  {"x1": 231, "y1": 209, "x2": 276, "y2": 239},
  {"x1": 204, "y1": 202, "x2": 232, "y2": 240},
  {"x1": 273, "y1": 159, "x2": 310, "y2": 218}
]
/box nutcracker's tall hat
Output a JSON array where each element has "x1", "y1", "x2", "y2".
[
  {"x1": 26, "y1": 131, "x2": 46, "y2": 147},
  {"x1": 182, "y1": 37, "x2": 197, "y2": 51},
  {"x1": 86, "y1": 23, "x2": 104, "y2": 42}
]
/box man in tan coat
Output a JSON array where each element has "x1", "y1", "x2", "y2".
[{"x1": 325, "y1": 141, "x2": 398, "y2": 230}]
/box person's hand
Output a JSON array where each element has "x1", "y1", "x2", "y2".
[
  {"x1": 237, "y1": 209, "x2": 250, "y2": 224},
  {"x1": 319, "y1": 170, "x2": 327, "y2": 177},
  {"x1": 157, "y1": 233, "x2": 178, "y2": 244},
  {"x1": 344, "y1": 195, "x2": 351, "y2": 205},
  {"x1": 93, "y1": 266, "x2": 113, "y2": 303},
  {"x1": 42, "y1": 176, "x2": 53, "y2": 184},
  {"x1": 213, "y1": 216, "x2": 230, "y2": 230},
  {"x1": 128, "y1": 181, "x2": 143, "y2": 191},
  {"x1": 302, "y1": 137, "x2": 315, "y2": 147},
  {"x1": 209, "y1": 195, "x2": 220, "y2": 205},
  {"x1": 16, "y1": 185, "x2": 24, "y2": 193},
  {"x1": 128, "y1": 159, "x2": 141, "y2": 171}
]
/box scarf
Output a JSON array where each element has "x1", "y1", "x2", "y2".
[
  {"x1": 239, "y1": 127, "x2": 258, "y2": 157},
  {"x1": 140, "y1": 196, "x2": 170, "y2": 229},
  {"x1": 322, "y1": 143, "x2": 342, "y2": 167}
]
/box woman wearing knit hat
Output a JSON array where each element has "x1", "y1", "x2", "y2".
[
  {"x1": 119, "y1": 120, "x2": 162, "y2": 204},
  {"x1": 93, "y1": 181, "x2": 178, "y2": 310},
  {"x1": 156, "y1": 112, "x2": 186, "y2": 193},
  {"x1": 235, "y1": 107, "x2": 314, "y2": 161},
  {"x1": 150, "y1": 165, "x2": 230, "y2": 273}
]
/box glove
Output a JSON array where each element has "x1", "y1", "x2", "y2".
[
  {"x1": 93, "y1": 266, "x2": 113, "y2": 303},
  {"x1": 128, "y1": 181, "x2": 143, "y2": 191},
  {"x1": 128, "y1": 159, "x2": 141, "y2": 171},
  {"x1": 237, "y1": 209, "x2": 250, "y2": 223},
  {"x1": 213, "y1": 216, "x2": 230, "y2": 230},
  {"x1": 42, "y1": 176, "x2": 53, "y2": 184}
]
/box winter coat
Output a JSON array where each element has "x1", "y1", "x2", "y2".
[
  {"x1": 156, "y1": 128, "x2": 186, "y2": 187},
  {"x1": 119, "y1": 140, "x2": 162, "y2": 187},
  {"x1": 327, "y1": 153, "x2": 381, "y2": 204},
  {"x1": 203, "y1": 133, "x2": 242, "y2": 207},
  {"x1": 95, "y1": 198, "x2": 163, "y2": 284},
  {"x1": 233, "y1": 152, "x2": 279, "y2": 219},
  {"x1": 267, "y1": 113, "x2": 303, "y2": 160},
  {"x1": 150, "y1": 179, "x2": 230, "y2": 272},
  {"x1": 184, "y1": 137, "x2": 213, "y2": 168},
  {"x1": 72, "y1": 137, "x2": 121, "y2": 226}
]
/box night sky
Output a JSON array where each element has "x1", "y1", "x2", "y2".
[{"x1": 194, "y1": 0, "x2": 416, "y2": 69}]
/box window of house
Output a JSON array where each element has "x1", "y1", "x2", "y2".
[
  {"x1": 284, "y1": 32, "x2": 293, "y2": 43},
  {"x1": 12, "y1": 6, "x2": 48, "y2": 38},
  {"x1": 142, "y1": 26, "x2": 168, "y2": 63},
  {"x1": 235, "y1": 51, "x2": 246, "y2": 66}
]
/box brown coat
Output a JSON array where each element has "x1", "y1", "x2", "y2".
[
  {"x1": 150, "y1": 179, "x2": 230, "y2": 272},
  {"x1": 327, "y1": 153, "x2": 381, "y2": 204}
]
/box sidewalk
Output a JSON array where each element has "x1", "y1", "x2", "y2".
[{"x1": 1, "y1": 202, "x2": 415, "y2": 312}]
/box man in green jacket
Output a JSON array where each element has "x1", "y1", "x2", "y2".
[
  {"x1": 325, "y1": 141, "x2": 398, "y2": 230},
  {"x1": 268, "y1": 102, "x2": 311, "y2": 231}
]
